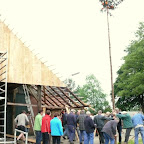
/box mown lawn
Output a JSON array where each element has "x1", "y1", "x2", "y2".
[
  {"x1": 118, "y1": 139, "x2": 143, "y2": 144},
  {"x1": 128, "y1": 139, "x2": 143, "y2": 144}
]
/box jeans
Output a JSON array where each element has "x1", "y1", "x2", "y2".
[
  {"x1": 97, "y1": 128, "x2": 104, "y2": 144},
  {"x1": 117, "y1": 125, "x2": 122, "y2": 143},
  {"x1": 35, "y1": 131, "x2": 42, "y2": 144},
  {"x1": 68, "y1": 125, "x2": 75, "y2": 142},
  {"x1": 103, "y1": 132, "x2": 115, "y2": 144},
  {"x1": 134, "y1": 127, "x2": 144, "y2": 144},
  {"x1": 79, "y1": 130, "x2": 86, "y2": 143},
  {"x1": 63, "y1": 125, "x2": 69, "y2": 138},
  {"x1": 125, "y1": 128, "x2": 132, "y2": 142},
  {"x1": 42, "y1": 132, "x2": 49, "y2": 144},
  {"x1": 85, "y1": 132, "x2": 94, "y2": 144},
  {"x1": 52, "y1": 136, "x2": 61, "y2": 144}
]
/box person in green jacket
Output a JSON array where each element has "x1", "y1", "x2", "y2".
[
  {"x1": 34, "y1": 110, "x2": 43, "y2": 144},
  {"x1": 116, "y1": 111, "x2": 133, "y2": 144}
]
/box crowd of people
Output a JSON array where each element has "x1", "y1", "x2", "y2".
[{"x1": 14, "y1": 108, "x2": 144, "y2": 144}]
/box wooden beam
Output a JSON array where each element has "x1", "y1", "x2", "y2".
[
  {"x1": 66, "y1": 87, "x2": 89, "y2": 107},
  {"x1": 58, "y1": 87, "x2": 80, "y2": 107},
  {"x1": 37, "y1": 85, "x2": 41, "y2": 111},
  {"x1": 49, "y1": 86, "x2": 73, "y2": 107},
  {"x1": 45, "y1": 87, "x2": 65, "y2": 107},
  {"x1": 31, "y1": 85, "x2": 60, "y2": 107},
  {"x1": 7, "y1": 102, "x2": 38, "y2": 107}
]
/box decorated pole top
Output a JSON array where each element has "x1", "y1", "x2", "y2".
[{"x1": 99, "y1": 0, "x2": 124, "y2": 12}]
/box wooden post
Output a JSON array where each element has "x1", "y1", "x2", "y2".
[
  {"x1": 106, "y1": 7, "x2": 115, "y2": 110},
  {"x1": 37, "y1": 85, "x2": 41, "y2": 111},
  {"x1": 12, "y1": 88, "x2": 18, "y2": 133}
]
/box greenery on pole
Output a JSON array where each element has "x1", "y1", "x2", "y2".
[
  {"x1": 114, "y1": 22, "x2": 144, "y2": 113},
  {"x1": 99, "y1": 0, "x2": 124, "y2": 12}
]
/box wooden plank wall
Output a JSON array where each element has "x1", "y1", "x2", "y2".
[{"x1": 0, "y1": 21, "x2": 65, "y2": 87}]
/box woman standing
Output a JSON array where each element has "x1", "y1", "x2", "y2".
[{"x1": 50, "y1": 112, "x2": 63, "y2": 144}]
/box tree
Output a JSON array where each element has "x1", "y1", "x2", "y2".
[
  {"x1": 114, "y1": 22, "x2": 144, "y2": 112},
  {"x1": 77, "y1": 74, "x2": 111, "y2": 113}
]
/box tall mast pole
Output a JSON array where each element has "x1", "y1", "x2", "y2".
[{"x1": 106, "y1": 7, "x2": 115, "y2": 109}]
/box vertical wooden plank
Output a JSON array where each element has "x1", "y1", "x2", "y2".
[{"x1": 37, "y1": 85, "x2": 41, "y2": 111}]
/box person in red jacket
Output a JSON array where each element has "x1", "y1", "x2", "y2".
[{"x1": 41, "y1": 110, "x2": 52, "y2": 144}]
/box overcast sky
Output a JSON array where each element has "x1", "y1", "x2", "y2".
[{"x1": 0, "y1": 0, "x2": 144, "y2": 104}]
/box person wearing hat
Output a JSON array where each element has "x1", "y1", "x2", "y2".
[
  {"x1": 116, "y1": 111, "x2": 133, "y2": 144},
  {"x1": 67, "y1": 109, "x2": 76, "y2": 144}
]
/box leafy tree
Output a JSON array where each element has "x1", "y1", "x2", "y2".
[
  {"x1": 77, "y1": 74, "x2": 111, "y2": 113},
  {"x1": 114, "y1": 22, "x2": 144, "y2": 113}
]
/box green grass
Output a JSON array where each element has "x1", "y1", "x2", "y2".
[
  {"x1": 128, "y1": 139, "x2": 142, "y2": 144},
  {"x1": 118, "y1": 139, "x2": 143, "y2": 144}
]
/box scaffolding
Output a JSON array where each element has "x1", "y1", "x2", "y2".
[{"x1": 0, "y1": 51, "x2": 15, "y2": 143}]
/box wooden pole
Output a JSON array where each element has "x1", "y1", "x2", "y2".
[
  {"x1": 106, "y1": 7, "x2": 115, "y2": 110},
  {"x1": 37, "y1": 85, "x2": 41, "y2": 111}
]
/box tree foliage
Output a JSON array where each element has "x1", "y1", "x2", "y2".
[
  {"x1": 114, "y1": 22, "x2": 144, "y2": 112},
  {"x1": 77, "y1": 74, "x2": 111, "y2": 113}
]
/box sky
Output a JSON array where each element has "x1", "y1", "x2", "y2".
[{"x1": 0, "y1": 0, "x2": 144, "y2": 104}]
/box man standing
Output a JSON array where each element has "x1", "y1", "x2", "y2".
[
  {"x1": 14, "y1": 110, "x2": 29, "y2": 141},
  {"x1": 77, "y1": 110, "x2": 86, "y2": 144},
  {"x1": 94, "y1": 110, "x2": 112, "y2": 144},
  {"x1": 132, "y1": 112, "x2": 144, "y2": 144},
  {"x1": 116, "y1": 111, "x2": 133, "y2": 144},
  {"x1": 50, "y1": 112, "x2": 63, "y2": 144},
  {"x1": 67, "y1": 109, "x2": 76, "y2": 144},
  {"x1": 62, "y1": 110, "x2": 69, "y2": 139},
  {"x1": 84, "y1": 111, "x2": 95, "y2": 144},
  {"x1": 41, "y1": 110, "x2": 51, "y2": 144},
  {"x1": 34, "y1": 110, "x2": 43, "y2": 144},
  {"x1": 115, "y1": 108, "x2": 122, "y2": 144},
  {"x1": 102, "y1": 117, "x2": 119, "y2": 144}
]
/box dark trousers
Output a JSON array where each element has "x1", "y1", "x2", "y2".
[
  {"x1": 68, "y1": 125, "x2": 75, "y2": 142},
  {"x1": 42, "y1": 132, "x2": 49, "y2": 144},
  {"x1": 52, "y1": 136, "x2": 61, "y2": 144},
  {"x1": 125, "y1": 128, "x2": 132, "y2": 142},
  {"x1": 117, "y1": 125, "x2": 122, "y2": 143},
  {"x1": 35, "y1": 131, "x2": 42, "y2": 144},
  {"x1": 97, "y1": 128, "x2": 104, "y2": 144}
]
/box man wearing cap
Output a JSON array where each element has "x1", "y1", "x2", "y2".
[
  {"x1": 67, "y1": 109, "x2": 76, "y2": 144},
  {"x1": 132, "y1": 112, "x2": 144, "y2": 144},
  {"x1": 116, "y1": 111, "x2": 133, "y2": 144}
]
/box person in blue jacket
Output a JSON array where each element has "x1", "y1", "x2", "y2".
[
  {"x1": 132, "y1": 112, "x2": 144, "y2": 144},
  {"x1": 50, "y1": 112, "x2": 63, "y2": 144}
]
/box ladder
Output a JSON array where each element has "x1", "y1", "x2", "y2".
[
  {"x1": 0, "y1": 51, "x2": 7, "y2": 142},
  {"x1": 0, "y1": 51, "x2": 15, "y2": 143},
  {"x1": 23, "y1": 84, "x2": 35, "y2": 135}
]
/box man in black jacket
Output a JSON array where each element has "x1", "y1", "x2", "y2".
[
  {"x1": 77, "y1": 110, "x2": 86, "y2": 144},
  {"x1": 84, "y1": 111, "x2": 95, "y2": 144},
  {"x1": 67, "y1": 109, "x2": 76, "y2": 144},
  {"x1": 94, "y1": 110, "x2": 112, "y2": 144}
]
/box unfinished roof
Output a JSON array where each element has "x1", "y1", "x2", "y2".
[
  {"x1": 0, "y1": 21, "x2": 65, "y2": 87},
  {"x1": 28, "y1": 85, "x2": 89, "y2": 109}
]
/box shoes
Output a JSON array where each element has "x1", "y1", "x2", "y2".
[{"x1": 63, "y1": 136, "x2": 66, "y2": 139}]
